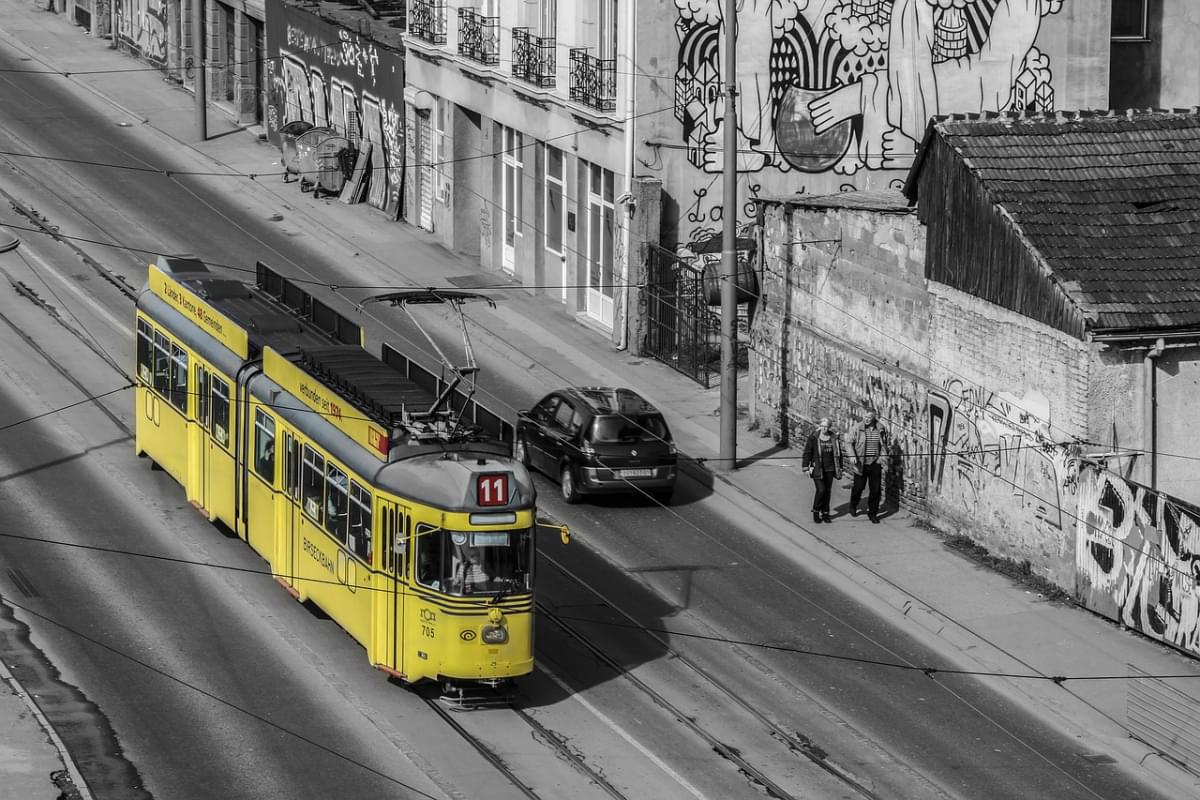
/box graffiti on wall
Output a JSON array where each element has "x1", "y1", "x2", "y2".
[
  {"x1": 265, "y1": 3, "x2": 405, "y2": 217},
  {"x1": 113, "y1": 0, "x2": 168, "y2": 66},
  {"x1": 753, "y1": 321, "x2": 928, "y2": 503},
  {"x1": 674, "y1": 0, "x2": 1059, "y2": 179},
  {"x1": 1076, "y1": 470, "x2": 1200, "y2": 656},
  {"x1": 927, "y1": 380, "x2": 1077, "y2": 551}
]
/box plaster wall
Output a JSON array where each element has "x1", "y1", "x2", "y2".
[
  {"x1": 1156, "y1": 0, "x2": 1200, "y2": 107},
  {"x1": 1087, "y1": 345, "x2": 1145, "y2": 482},
  {"x1": 1155, "y1": 347, "x2": 1200, "y2": 504}
]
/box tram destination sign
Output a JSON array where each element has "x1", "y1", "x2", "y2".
[
  {"x1": 263, "y1": 347, "x2": 389, "y2": 459},
  {"x1": 149, "y1": 264, "x2": 249, "y2": 358}
]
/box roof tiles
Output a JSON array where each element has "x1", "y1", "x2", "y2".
[{"x1": 921, "y1": 108, "x2": 1200, "y2": 332}]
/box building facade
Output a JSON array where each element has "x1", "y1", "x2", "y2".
[{"x1": 398, "y1": 0, "x2": 648, "y2": 343}]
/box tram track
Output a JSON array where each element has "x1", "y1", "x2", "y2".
[
  {"x1": 420, "y1": 690, "x2": 632, "y2": 800},
  {"x1": 535, "y1": 550, "x2": 887, "y2": 800}
]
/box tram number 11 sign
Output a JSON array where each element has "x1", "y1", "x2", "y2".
[{"x1": 476, "y1": 473, "x2": 509, "y2": 507}]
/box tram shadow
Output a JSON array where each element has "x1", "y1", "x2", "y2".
[{"x1": 521, "y1": 538, "x2": 687, "y2": 707}]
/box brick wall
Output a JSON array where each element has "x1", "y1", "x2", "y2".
[{"x1": 926, "y1": 283, "x2": 1090, "y2": 585}]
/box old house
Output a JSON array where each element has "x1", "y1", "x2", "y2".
[{"x1": 753, "y1": 107, "x2": 1200, "y2": 654}]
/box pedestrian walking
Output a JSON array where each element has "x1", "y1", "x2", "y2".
[
  {"x1": 848, "y1": 408, "x2": 890, "y2": 523},
  {"x1": 802, "y1": 417, "x2": 843, "y2": 523}
]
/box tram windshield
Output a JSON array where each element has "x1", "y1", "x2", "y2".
[{"x1": 415, "y1": 526, "x2": 533, "y2": 597}]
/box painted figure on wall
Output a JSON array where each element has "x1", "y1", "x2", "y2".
[{"x1": 675, "y1": 0, "x2": 1061, "y2": 176}]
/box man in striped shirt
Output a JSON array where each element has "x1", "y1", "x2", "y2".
[{"x1": 848, "y1": 409, "x2": 891, "y2": 523}]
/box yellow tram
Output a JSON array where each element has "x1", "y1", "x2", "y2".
[{"x1": 134, "y1": 255, "x2": 551, "y2": 689}]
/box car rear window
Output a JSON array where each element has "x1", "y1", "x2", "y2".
[{"x1": 589, "y1": 414, "x2": 671, "y2": 444}]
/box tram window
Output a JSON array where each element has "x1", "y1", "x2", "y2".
[
  {"x1": 415, "y1": 524, "x2": 444, "y2": 590},
  {"x1": 169, "y1": 344, "x2": 188, "y2": 412},
  {"x1": 253, "y1": 410, "x2": 276, "y2": 482},
  {"x1": 152, "y1": 331, "x2": 171, "y2": 396},
  {"x1": 136, "y1": 320, "x2": 153, "y2": 384},
  {"x1": 348, "y1": 481, "x2": 371, "y2": 561},
  {"x1": 301, "y1": 446, "x2": 325, "y2": 524},
  {"x1": 325, "y1": 464, "x2": 349, "y2": 544},
  {"x1": 210, "y1": 377, "x2": 230, "y2": 447}
]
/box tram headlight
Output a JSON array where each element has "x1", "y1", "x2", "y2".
[{"x1": 481, "y1": 624, "x2": 508, "y2": 645}]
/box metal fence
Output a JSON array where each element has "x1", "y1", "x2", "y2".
[{"x1": 642, "y1": 244, "x2": 719, "y2": 388}]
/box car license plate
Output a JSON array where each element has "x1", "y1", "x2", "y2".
[{"x1": 617, "y1": 468, "x2": 654, "y2": 479}]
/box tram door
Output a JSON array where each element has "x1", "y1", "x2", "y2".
[
  {"x1": 189, "y1": 364, "x2": 211, "y2": 515},
  {"x1": 373, "y1": 500, "x2": 407, "y2": 672},
  {"x1": 275, "y1": 432, "x2": 299, "y2": 589}
]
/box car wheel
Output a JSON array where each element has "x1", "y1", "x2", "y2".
[
  {"x1": 560, "y1": 464, "x2": 580, "y2": 504},
  {"x1": 514, "y1": 436, "x2": 531, "y2": 468}
]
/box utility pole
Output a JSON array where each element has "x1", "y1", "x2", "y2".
[
  {"x1": 193, "y1": 0, "x2": 207, "y2": 141},
  {"x1": 718, "y1": 0, "x2": 737, "y2": 470}
]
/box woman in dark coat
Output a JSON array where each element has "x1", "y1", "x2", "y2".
[{"x1": 801, "y1": 417, "x2": 844, "y2": 523}]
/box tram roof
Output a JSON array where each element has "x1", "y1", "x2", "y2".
[
  {"x1": 294, "y1": 345, "x2": 438, "y2": 429},
  {"x1": 169, "y1": 271, "x2": 341, "y2": 354},
  {"x1": 150, "y1": 256, "x2": 501, "y2": 447}
]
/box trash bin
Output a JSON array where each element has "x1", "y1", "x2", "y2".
[
  {"x1": 278, "y1": 120, "x2": 315, "y2": 183},
  {"x1": 294, "y1": 126, "x2": 338, "y2": 192},
  {"x1": 311, "y1": 135, "x2": 353, "y2": 198}
]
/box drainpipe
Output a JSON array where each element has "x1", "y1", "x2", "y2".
[
  {"x1": 1144, "y1": 337, "x2": 1165, "y2": 489},
  {"x1": 616, "y1": 0, "x2": 636, "y2": 351}
]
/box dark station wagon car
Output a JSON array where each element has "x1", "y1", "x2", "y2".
[{"x1": 515, "y1": 387, "x2": 678, "y2": 503}]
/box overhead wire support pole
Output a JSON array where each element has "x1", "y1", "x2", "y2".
[
  {"x1": 718, "y1": 0, "x2": 738, "y2": 471},
  {"x1": 193, "y1": 0, "x2": 207, "y2": 141}
]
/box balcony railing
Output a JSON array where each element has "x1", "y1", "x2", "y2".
[
  {"x1": 512, "y1": 28, "x2": 555, "y2": 88},
  {"x1": 408, "y1": 0, "x2": 447, "y2": 45},
  {"x1": 569, "y1": 48, "x2": 616, "y2": 112},
  {"x1": 458, "y1": 8, "x2": 499, "y2": 66}
]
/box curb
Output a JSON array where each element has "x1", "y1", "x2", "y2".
[{"x1": 0, "y1": 656, "x2": 93, "y2": 800}]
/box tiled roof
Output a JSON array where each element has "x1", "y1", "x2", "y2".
[{"x1": 907, "y1": 108, "x2": 1200, "y2": 333}]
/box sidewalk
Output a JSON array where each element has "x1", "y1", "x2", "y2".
[{"x1": 2, "y1": 5, "x2": 1200, "y2": 799}]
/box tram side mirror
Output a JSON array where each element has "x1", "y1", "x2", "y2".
[{"x1": 538, "y1": 518, "x2": 570, "y2": 545}]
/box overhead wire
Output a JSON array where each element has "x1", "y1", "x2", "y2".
[
  {"x1": 0, "y1": 590, "x2": 444, "y2": 799},
  {"x1": 4, "y1": 28, "x2": 1195, "y2": 671},
  {"x1": 0, "y1": 531, "x2": 1195, "y2": 684}
]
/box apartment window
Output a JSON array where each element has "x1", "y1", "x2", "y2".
[
  {"x1": 544, "y1": 144, "x2": 565, "y2": 256},
  {"x1": 1112, "y1": 0, "x2": 1148, "y2": 39},
  {"x1": 581, "y1": 0, "x2": 616, "y2": 60}
]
